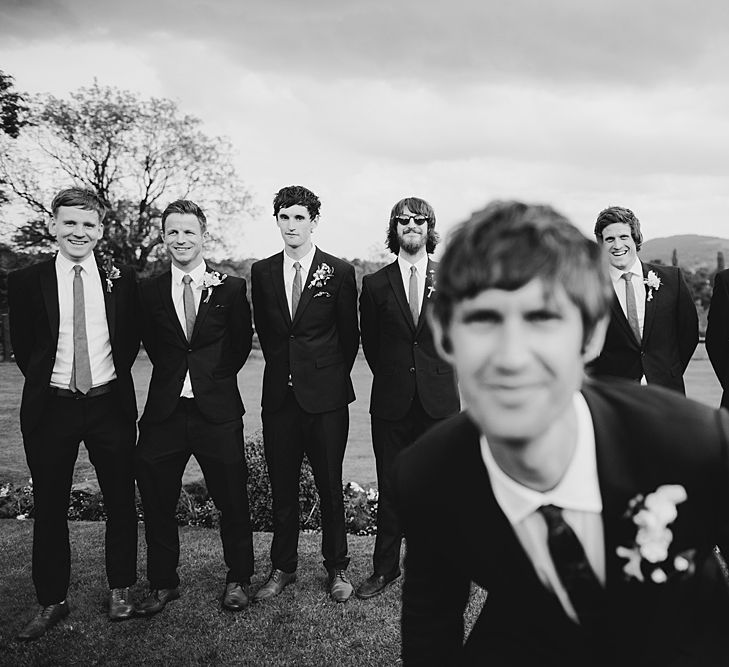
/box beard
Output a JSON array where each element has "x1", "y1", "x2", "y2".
[{"x1": 398, "y1": 230, "x2": 426, "y2": 254}]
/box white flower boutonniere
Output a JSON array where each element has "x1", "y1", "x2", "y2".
[
  {"x1": 309, "y1": 263, "x2": 334, "y2": 289},
  {"x1": 199, "y1": 270, "x2": 227, "y2": 303},
  {"x1": 644, "y1": 270, "x2": 662, "y2": 301},
  {"x1": 616, "y1": 484, "x2": 695, "y2": 584},
  {"x1": 101, "y1": 256, "x2": 121, "y2": 293},
  {"x1": 426, "y1": 268, "x2": 436, "y2": 299}
]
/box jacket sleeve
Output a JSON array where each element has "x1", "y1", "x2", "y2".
[
  {"x1": 250, "y1": 263, "x2": 270, "y2": 357},
  {"x1": 7, "y1": 270, "x2": 33, "y2": 375},
  {"x1": 706, "y1": 272, "x2": 729, "y2": 390},
  {"x1": 359, "y1": 276, "x2": 379, "y2": 372},
  {"x1": 230, "y1": 278, "x2": 254, "y2": 371},
  {"x1": 336, "y1": 261, "x2": 360, "y2": 372},
  {"x1": 675, "y1": 268, "x2": 699, "y2": 371}
]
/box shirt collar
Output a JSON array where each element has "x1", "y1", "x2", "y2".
[
  {"x1": 397, "y1": 254, "x2": 429, "y2": 280},
  {"x1": 56, "y1": 252, "x2": 98, "y2": 276},
  {"x1": 284, "y1": 244, "x2": 316, "y2": 274},
  {"x1": 480, "y1": 392, "x2": 602, "y2": 525},
  {"x1": 172, "y1": 259, "x2": 207, "y2": 286},
  {"x1": 608, "y1": 257, "x2": 642, "y2": 283}
]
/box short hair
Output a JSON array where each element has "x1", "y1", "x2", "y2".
[
  {"x1": 386, "y1": 197, "x2": 440, "y2": 255},
  {"x1": 432, "y1": 200, "x2": 612, "y2": 348},
  {"x1": 161, "y1": 199, "x2": 207, "y2": 234},
  {"x1": 273, "y1": 185, "x2": 321, "y2": 219},
  {"x1": 51, "y1": 187, "x2": 107, "y2": 223},
  {"x1": 593, "y1": 206, "x2": 643, "y2": 251}
]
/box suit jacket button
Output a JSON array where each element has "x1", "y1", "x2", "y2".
[
  {"x1": 409, "y1": 367, "x2": 415, "y2": 373},
  {"x1": 289, "y1": 335, "x2": 294, "y2": 340},
  {"x1": 187, "y1": 348, "x2": 192, "y2": 353},
  {"x1": 413, "y1": 341, "x2": 418, "y2": 346}
]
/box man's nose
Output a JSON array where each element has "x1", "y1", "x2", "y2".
[{"x1": 494, "y1": 322, "x2": 530, "y2": 369}]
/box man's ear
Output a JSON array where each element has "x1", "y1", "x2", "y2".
[
  {"x1": 310, "y1": 216, "x2": 319, "y2": 233},
  {"x1": 428, "y1": 310, "x2": 454, "y2": 364},
  {"x1": 582, "y1": 316, "x2": 609, "y2": 363},
  {"x1": 47, "y1": 215, "x2": 56, "y2": 236}
]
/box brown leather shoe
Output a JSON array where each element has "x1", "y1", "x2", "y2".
[
  {"x1": 16, "y1": 601, "x2": 70, "y2": 641},
  {"x1": 135, "y1": 588, "x2": 180, "y2": 616},
  {"x1": 222, "y1": 582, "x2": 249, "y2": 611},
  {"x1": 108, "y1": 587, "x2": 135, "y2": 621},
  {"x1": 355, "y1": 571, "x2": 401, "y2": 600},
  {"x1": 253, "y1": 569, "x2": 297, "y2": 602},
  {"x1": 328, "y1": 569, "x2": 353, "y2": 603}
]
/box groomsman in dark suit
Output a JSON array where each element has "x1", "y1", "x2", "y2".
[
  {"x1": 356, "y1": 197, "x2": 459, "y2": 600},
  {"x1": 251, "y1": 185, "x2": 359, "y2": 603},
  {"x1": 135, "y1": 200, "x2": 254, "y2": 614},
  {"x1": 705, "y1": 269, "x2": 729, "y2": 408},
  {"x1": 589, "y1": 206, "x2": 698, "y2": 393},
  {"x1": 9, "y1": 187, "x2": 140, "y2": 639},
  {"x1": 395, "y1": 201, "x2": 729, "y2": 666}
]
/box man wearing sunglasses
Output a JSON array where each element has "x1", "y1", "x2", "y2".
[{"x1": 356, "y1": 197, "x2": 460, "y2": 600}]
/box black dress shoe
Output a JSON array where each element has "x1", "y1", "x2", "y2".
[
  {"x1": 254, "y1": 569, "x2": 297, "y2": 602},
  {"x1": 222, "y1": 582, "x2": 249, "y2": 611},
  {"x1": 328, "y1": 569, "x2": 354, "y2": 603},
  {"x1": 135, "y1": 588, "x2": 180, "y2": 616},
  {"x1": 355, "y1": 571, "x2": 401, "y2": 600},
  {"x1": 16, "y1": 601, "x2": 70, "y2": 641},
  {"x1": 108, "y1": 587, "x2": 135, "y2": 621}
]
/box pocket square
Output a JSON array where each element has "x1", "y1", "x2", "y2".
[{"x1": 313, "y1": 291, "x2": 332, "y2": 298}]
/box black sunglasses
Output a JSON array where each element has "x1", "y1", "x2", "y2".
[{"x1": 395, "y1": 215, "x2": 428, "y2": 226}]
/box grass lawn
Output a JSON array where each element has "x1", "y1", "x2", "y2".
[{"x1": 0, "y1": 522, "x2": 487, "y2": 666}]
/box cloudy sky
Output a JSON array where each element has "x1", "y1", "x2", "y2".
[{"x1": 1, "y1": 0, "x2": 728, "y2": 259}]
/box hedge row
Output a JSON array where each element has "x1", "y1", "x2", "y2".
[{"x1": 0, "y1": 433, "x2": 379, "y2": 535}]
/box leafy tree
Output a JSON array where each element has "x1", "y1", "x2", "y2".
[
  {"x1": 0, "y1": 70, "x2": 29, "y2": 208},
  {"x1": 0, "y1": 81, "x2": 256, "y2": 272}
]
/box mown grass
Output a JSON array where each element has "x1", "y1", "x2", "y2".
[{"x1": 0, "y1": 522, "x2": 487, "y2": 666}]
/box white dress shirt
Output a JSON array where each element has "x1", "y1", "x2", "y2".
[
  {"x1": 51, "y1": 253, "x2": 116, "y2": 389},
  {"x1": 480, "y1": 392, "x2": 605, "y2": 623},
  {"x1": 171, "y1": 260, "x2": 206, "y2": 398},
  {"x1": 397, "y1": 254, "x2": 428, "y2": 320},
  {"x1": 283, "y1": 245, "x2": 316, "y2": 318},
  {"x1": 609, "y1": 257, "x2": 646, "y2": 337}
]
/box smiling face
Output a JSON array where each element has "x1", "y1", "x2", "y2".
[
  {"x1": 396, "y1": 204, "x2": 428, "y2": 255},
  {"x1": 163, "y1": 213, "x2": 205, "y2": 271},
  {"x1": 599, "y1": 222, "x2": 638, "y2": 271},
  {"x1": 49, "y1": 206, "x2": 103, "y2": 263},
  {"x1": 276, "y1": 204, "x2": 317, "y2": 256},
  {"x1": 432, "y1": 279, "x2": 593, "y2": 450}
]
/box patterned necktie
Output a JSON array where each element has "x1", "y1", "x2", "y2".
[
  {"x1": 292, "y1": 261, "x2": 302, "y2": 317},
  {"x1": 538, "y1": 504, "x2": 605, "y2": 629},
  {"x1": 408, "y1": 265, "x2": 419, "y2": 325},
  {"x1": 182, "y1": 274, "x2": 196, "y2": 341},
  {"x1": 621, "y1": 272, "x2": 641, "y2": 343},
  {"x1": 70, "y1": 264, "x2": 92, "y2": 394}
]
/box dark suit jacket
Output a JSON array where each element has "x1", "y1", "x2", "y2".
[
  {"x1": 394, "y1": 381, "x2": 729, "y2": 666},
  {"x1": 8, "y1": 258, "x2": 140, "y2": 434},
  {"x1": 705, "y1": 269, "x2": 729, "y2": 408},
  {"x1": 360, "y1": 259, "x2": 459, "y2": 420},
  {"x1": 590, "y1": 263, "x2": 698, "y2": 393},
  {"x1": 251, "y1": 248, "x2": 359, "y2": 414},
  {"x1": 138, "y1": 266, "x2": 253, "y2": 424}
]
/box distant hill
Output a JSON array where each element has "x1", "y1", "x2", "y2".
[{"x1": 641, "y1": 235, "x2": 729, "y2": 271}]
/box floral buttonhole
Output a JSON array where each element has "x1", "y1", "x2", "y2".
[
  {"x1": 309, "y1": 263, "x2": 334, "y2": 289},
  {"x1": 101, "y1": 256, "x2": 121, "y2": 293},
  {"x1": 644, "y1": 270, "x2": 662, "y2": 302},
  {"x1": 199, "y1": 271, "x2": 227, "y2": 303}
]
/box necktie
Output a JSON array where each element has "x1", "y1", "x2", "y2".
[
  {"x1": 538, "y1": 504, "x2": 605, "y2": 629},
  {"x1": 292, "y1": 261, "x2": 302, "y2": 317},
  {"x1": 182, "y1": 274, "x2": 196, "y2": 341},
  {"x1": 409, "y1": 265, "x2": 419, "y2": 325},
  {"x1": 621, "y1": 272, "x2": 641, "y2": 343},
  {"x1": 70, "y1": 265, "x2": 92, "y2": 394}
]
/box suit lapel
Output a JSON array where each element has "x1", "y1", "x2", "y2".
[
  {"x1": 190, "y1": 264, "x2": 213, "y2": 344},
  {"x1": 415, "y1": 259, "x2": 436, "y2": 335},
  {"x1": 610, "y1": 293, "x2": 641, "y2": 349},
  {"x1": 641, "y1": 264, "x2": 657, "y2": 343},
  {"x1": 39, "y1": 260, "x2": 60, "y2": 342},
  {"x1": 98, "y1": 266, "x2": 116, "y2": 343},
  {"x1": 157, "y1": 271, "x2": 188, "y2": 345},
  {"x1": 385, "y1": 260, "x2": 415, "y2": 331},
  {"x1": 269, "y1": 253, "x2": 291, "y2": 326},
  {"x1": 291, "y1": 248, "x2": 319, "y2": 327}
]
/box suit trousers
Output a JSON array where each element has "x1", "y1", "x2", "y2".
[
  {"x1": 371, "y1": 394, "x2": 439, "y2": 576},
  {"x1": 22, "y1": 391, "x2": 137, "y2": 605},
  {"x1": 262, "y1": 388, "x2": 350, "y2": 573},
  {"x1": 135, "y1": 398, "x2": 254, "y2": 589}
]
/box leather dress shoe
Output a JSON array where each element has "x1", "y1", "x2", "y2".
[
  {"x1": 135, "y1": 588, "x2": 180, "y2": 616},
  {"x1": 355, "y1": 571, "x2": 401, "y2": 600},
  {"x1": 16, "y1": 601, "x2": 70, "y2": 641},
  {"x1": 108, "y1": 587, "x2": 135, "y2": 621},
  {"x1": 328, "y1": 569, "x2": 353, "y2": 603},
  {"x1": 254, "y1": 569, "x2": 297, "y2": 602},
  {"x1": 222, "y1": 582, "x2": 249, "y2": 611}
]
